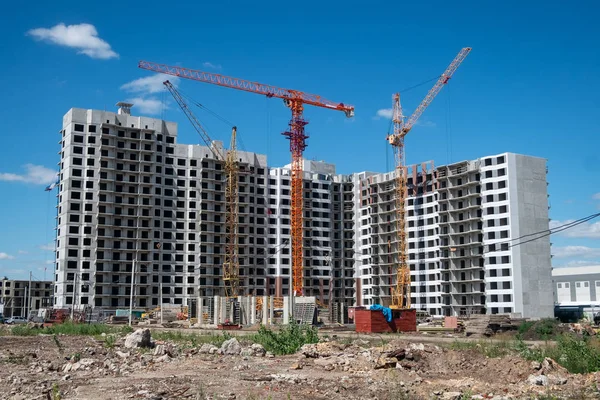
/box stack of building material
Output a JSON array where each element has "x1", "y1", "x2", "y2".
[
  {"x1": 464, "y1": 315, "x2": 493, "y2": 337},
  {"x1": 464, "y1": 314, "x2": 522, "y2": 336}
]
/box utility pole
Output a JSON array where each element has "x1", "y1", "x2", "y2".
[
  {"x1": 128, "y1": 258, "x2": 135, "y2": 326},
  {"x1": 27, "y1": 271, "x2": 32, "y2": 320},
  {"x1": 71, "y1": 273, "x2": 78, "y2": 320},
  {"x1": 159, "y1": 280, "x2": 163, "y2": 324},
  {"x1": 128, "y1": 149, "x2": 144, "y2": 327}
]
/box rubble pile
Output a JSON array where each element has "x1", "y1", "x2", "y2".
[{"x1": 0, "y1": 330, "x2": 597, "y2": 400}]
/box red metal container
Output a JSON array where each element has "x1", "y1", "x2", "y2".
[{"x1": 354, "y1": 309, "x2": 417, "y2": 333}]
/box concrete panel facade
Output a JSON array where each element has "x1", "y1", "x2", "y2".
[{"x1": 52, "y1": 106, "x2": 553, "y2": 318}]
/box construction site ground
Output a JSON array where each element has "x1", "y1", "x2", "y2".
[{"x1": 2, "y1": 324, "x2": 600, "y2": 400}]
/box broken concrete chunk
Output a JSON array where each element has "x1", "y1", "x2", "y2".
[
  {"x1": 527, "y1": 374, "x2": 548, "y2": 386},
  {"x1": 124, "y1": 329, "x2": 153, "y2": 349},
  {"x1": 220, "y1": 338, "x2": 242, "y2": 355}
]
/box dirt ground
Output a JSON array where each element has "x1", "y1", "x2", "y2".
[{"x1": 1, "y1": 331, "x2": 600, "y2": 400}]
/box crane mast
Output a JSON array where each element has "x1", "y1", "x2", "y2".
[
  {"x1": 390, "y1": 93, "x2": 410, "y2": 309},
  {"x1": 163, "y1": 81, "x2": 241, "y2": 298},
  {"x1": 223, "y1": 127, "x2": 240, "y2": 298},
  {"x1": 388, "y1": 47, "x2": 471, "y2": 309},
  {"x1": 139, "y1": 61, "x2": 354, "y2": 296}
]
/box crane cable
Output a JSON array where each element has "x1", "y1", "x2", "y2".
[
  {"x1": 385, "y1": 75, "x2": 441, "y2": 172},
  {"x1": 174, "y1": 86, "x2": 249, "y2": 153},
  {"x1": 445, "y1": 85, "x2": 453, "y2": 164}
]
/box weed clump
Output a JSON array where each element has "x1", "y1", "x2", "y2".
[
  {"x1": 152, "y1": 331, "x2": 231, "y2": 348},
  {"x1": 251, "y1": 320, "x2": 319, "y2": 355},
  {"x1": 517, "y1": 334, "x2": 600, "y2": 374},
  {"x1": 517, "y1": 318, "x2": 560, "y2": 340}
]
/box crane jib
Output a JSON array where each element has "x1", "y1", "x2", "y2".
[{"x1": 138, "y1": 60, "x2": 355, "y2": 115}]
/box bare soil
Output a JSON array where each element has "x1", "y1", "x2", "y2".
[{"x1": 1, "y1": 332, "x2": 599, "y2": 400}]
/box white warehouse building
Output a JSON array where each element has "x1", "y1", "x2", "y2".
[{"x1": 52, "y1": 104, "x2": 554, "y2": 318}]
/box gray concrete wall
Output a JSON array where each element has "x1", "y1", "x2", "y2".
[{"x1": 510, "y1": 154, "x2": 553, "y2": 317}]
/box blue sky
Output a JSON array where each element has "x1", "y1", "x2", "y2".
[{"x1": 0, "y1": 0, "x2": 599, "y2": 280}]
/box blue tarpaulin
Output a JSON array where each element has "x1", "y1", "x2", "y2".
[{"x1": 369, "y1": 304, "x2": 392, "y2": 322}]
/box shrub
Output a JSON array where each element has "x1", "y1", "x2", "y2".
[
  {"x1": 518, "y1": 321, "x2": 534, "y2": 335},
  {"x1": 517, "y1": 334, "x2": 600, "y2": 374},
  {"x1": 251, "y1": 320, "x2": 319, "y2": 355},
  {"x1": 535, "y1": 319, "x2": 558, "y2": 338}
]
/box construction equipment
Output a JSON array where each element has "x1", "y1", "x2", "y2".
[
  {"x1": 387, "y1": 48, "x2": 471, "y2": 310},
  {"x1": 163, "y1": 80, "x2": 240, "y2": 298},
  {"x1": 139, "y1": 61, "x2": 354, "y2": 296},
  {"x1": 223, "y1": 127, "x2": 240, "y2": 298}
]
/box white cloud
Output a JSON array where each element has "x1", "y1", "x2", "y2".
[
  {"x1": 26, "y1": 23, "x2": 118, "y2": 60},
  {"x1": 373, "y1": 108, "x2": 435, "y2": 127},
  {"x1": 415, "y1": 120, "x2": 437, "y2": 128},
  {"x1": 120, "y1": 74, "x2": 179, "y2": 116},
  {"x1": 120, "y1": 74, "x2": 179, "y2": 94},
  {"x1": 550, "y1": 219, "x2": 600, "y2": 239},
  {"x1": 0, "y1": 164, "x2": 57, "y2": 185},
  {"x1": 17, "y1": 250, "x2": 28, "y2": 255},
  {"x1": 593, "y1": 193, "x2": 600, "y2": 200},
  {"x1": 127, "y1": 98, "x2": 166, "y2": 115},
  {"x1": 0, "y1": 253, "x2": 15, "y2": 260},
  {"x1": 552, "y1": 245, "x2": 600, "y2": 258},
  {"x1": 375, "y1": 108, "x2": 393, "y2": 120},
  {"x1": 39, "y1": 243, "x2": 55, "y2": 251},
  {"x1": 45, "y1": 260, "x2": 55, "y2": 265},
  {"x1": 554, "y1": 260, "x2": 600, "y2": 268},
  {"x1": 203, "y1": 62, "x2": 222, "y2": 70}
]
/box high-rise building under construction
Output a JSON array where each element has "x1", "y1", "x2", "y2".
[{"x1": 53, "y1": 105, "x2": 553, "y2": 318}]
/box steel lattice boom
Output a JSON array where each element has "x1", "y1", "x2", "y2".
[
  {"x1": 223, "y1": 127, "x2": 240, "y2": 298},
  {"x1": 387, "y1": 48, "x2": 471, "y2": 309},
  {"x1": 140, "y1": 61, "x2": 354, "y2": 296},
  {"x1": 163, "y1": 81, "x2": 240, "y2": 298},
  {"x1": 163, "y1": 81, "x2": 224, "y2": 160}
]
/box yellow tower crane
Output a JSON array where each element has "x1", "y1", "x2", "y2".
[
  {"x1": 223, "y1": 127, "x2": 239, "y2": 298},
  {"x1": 387, "y1": 48, "x2": 472, "y2": 310},
  {"x1": 163, "y1": 80, "x2": 240, "y2": 298}
]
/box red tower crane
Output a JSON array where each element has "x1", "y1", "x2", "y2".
[{"x1": 138, "y1": 61, "x2": 355, "y2": 296}]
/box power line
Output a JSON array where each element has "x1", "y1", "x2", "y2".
[
  {"x1": 508, "y1": 213, "x2": 599, "y2": 250},
  {"x1": 479, "y1": 212, "x2": 600, "y2": 255}
]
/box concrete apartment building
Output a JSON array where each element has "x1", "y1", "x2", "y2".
[
  {"x1": 354, "y1": 153, "x2": 554, "y2": 318},
  {"x1": 0, "y1": 278, "x2": 53, "y2": 318},
  {"x1": 53, "y1": 105, "x2": 553, "y2": 318},
  {"x1": 54, "y1": 105, "x2": 356, "y2": 310}
]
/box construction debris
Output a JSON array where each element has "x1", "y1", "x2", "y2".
[
  {"x1": 0, "y1": 331, "x2": 596, "y2": 399},
  {"x1": 464, "y1": 315, "x2": 523, "y2": 337}
]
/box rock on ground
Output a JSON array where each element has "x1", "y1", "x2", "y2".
[
  {"x1": 199, "y1": 343, "x2": 219, "y2": 354},
  {"x1": 124, "y1": 329, "x2": 153, "y2": 349},
  {"x1": 241, "y1": 343, "x2": 266, "y2": 357},
  {"x1": 220, "y1": 338, "x2": 242, "y2": 355}
]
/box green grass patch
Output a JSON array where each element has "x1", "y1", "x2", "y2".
[
  {"x1": 517, "y1": 318, "x2": 560, "y2": 341},
  {"x1": 517, "y1": 334, "x2": 600, "y2": 374},
  {"x1": 449, "y1": 339, "x2": 516, "y2": 358},
  {"x1": 11, "y1": 322, "x2": 133, "y2": 337},
  {"x1": 449, "y1": 334, "x2": 600, "y2": 374},
  {"x1": 251, "y1": 320, "x2": 319, "y2": 355},
  {"x1": 152, "y1": 330, "x2": 232, "y2": 348}
]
